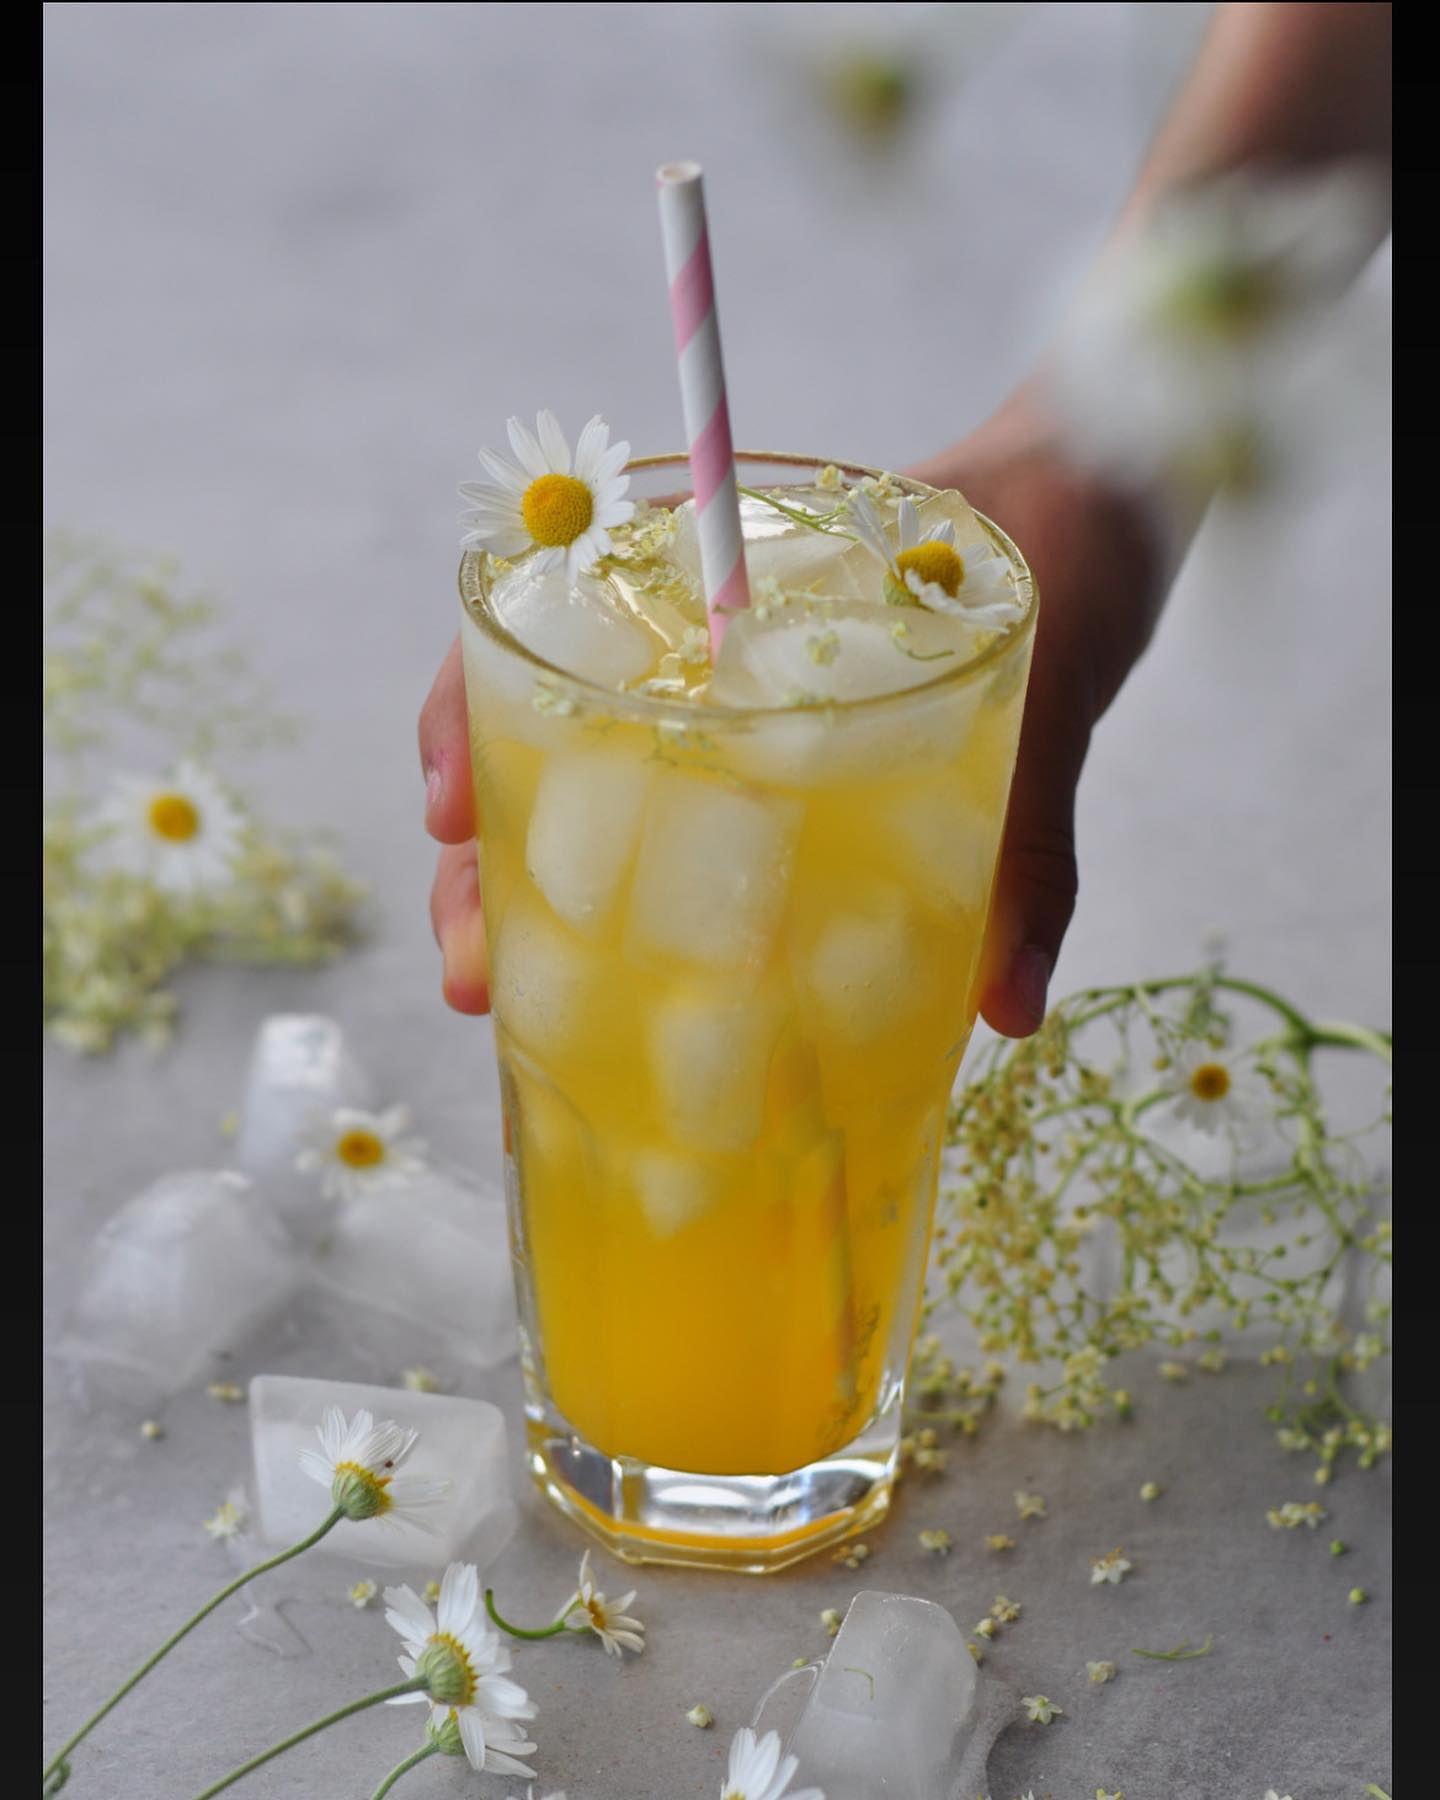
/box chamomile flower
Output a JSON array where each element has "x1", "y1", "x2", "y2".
[
  {"x1": 385, "y1": 1562, "x2": 538, "y2": 1776},
  {"x1": 299, "y1": 1406, "x2": 448, "y2": 1525},
  {"x1": 94, "y1": 760, "x2": 244, "y2": 897},
  {"x1": 1163, "y1": 1043, "x2": 1266, "y2": 1135},
  {"x1": 295, "y1": 1106, "x2": 429, "y2": 1202},
  {"x1": 847, "y1": 490, "x2": 1019, "y2": 624},
  {"x1": 556, "y1": 1551, "x2": 645, "y2": 1656},
  {"x1": 720, "y1": 1725, "x2": 825, "y2": 1800},
  {"x1": 459, "y1": 410, "x2": 634, "y2": 580}
]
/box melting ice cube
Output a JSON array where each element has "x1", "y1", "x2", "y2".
[
  {"x1": 671, "y1": 492, "x2": 862, "y2": 598},
  {"x1": 490, "y1": 895, "x2": 604, "y2": 1066},
  {"x1": 525, "y1": 750, "x2": 651, "y2": 933},
  {"x1": 628, "y1": 775, "x2": 800, "y2": 975},
  {"x1": 234, "y1": 1015, "x2": 374, "y2": 1246},
  {"x1": 311, "y1": 1167, "x2": 517, "y2": 1371},
  {"x1": 803, "y1": 885, "x2": 930, "y2": 1044},
  {"x1": 249, "y1": 1373, "x2": 516, "y2": 1572},
  {"x1": 783, "y1": 1590, "x2": 1007, "y2": 1799},
  {"x1": 630, "y1": 1147, "x2": 722, "y2": 1238},
  {"x1": 64, "y1": 1171, "x2": 295, "y2": 1397},
  {"x1": 708, "y1": 611, "x2": 964, "y2": 710}
]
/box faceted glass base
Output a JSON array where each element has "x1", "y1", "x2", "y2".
[{"x1": 524, "y1": 1399, "x2": 900, "y2": 1574}]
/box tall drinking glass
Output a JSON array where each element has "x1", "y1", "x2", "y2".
[{"x1": 459, "y1": 453, "x2": 1036, "y2": 1571}]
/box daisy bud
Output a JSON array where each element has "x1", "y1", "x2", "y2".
[{"x1": 424, "y1": 1709, "x2": 466, "y2": 1757}]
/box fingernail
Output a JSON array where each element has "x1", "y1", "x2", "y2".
[
  {"x1": 1011, "y1": 944, "x2": 1052, "y2": 1027},
  {"x1": 424, "y1": 763, "x2": 443, "y2": 812}
]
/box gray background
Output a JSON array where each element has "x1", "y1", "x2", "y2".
[{"x1": 44, "y1": 5, "x2": 1390, "y2": 1797}]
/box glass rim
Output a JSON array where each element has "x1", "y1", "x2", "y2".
[{"x1": 458, "y1": 450, "x2": 1037, "y2": 728}]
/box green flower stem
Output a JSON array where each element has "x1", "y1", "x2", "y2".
[
  {"x1": 484, "y1": 1587, "x2": 570, "y2": 1641},
  {"x1": 370, "y1": 1743, "x2": 441, "y2": 1799},
  {"x1": 191, "y1": 1677, "x2": 427, "y2": 1799},
  {"x1": 42, "y1": 1505, "x2": 346, "y2": 1784},
  {"x1": 735, "y1": 483, "x2": 854, "y2": 532}
]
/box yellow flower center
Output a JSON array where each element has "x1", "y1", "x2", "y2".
[
  {"x1": 521, "y1": 473, "x2": 594, "y2": 548},
  {"x1": 1165, "y1": 260, "x2": 1278, "y2": 342},
  {"x1": 1189, "y1": 1062, "x2": 1231, "y2": 1103},
  {"x1": 336, "y1": 1129, "x2": 386, "y2": 1168},
  {"x1": 147, "y1": 792, "x2": 201, "y2": 842},
  {"x1": 895, "y1": 541, "x2": 964, "y2": 597}
]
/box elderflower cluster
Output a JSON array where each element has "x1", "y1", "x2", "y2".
[
  {"x1": 43, "y1": 535, "x2": 365, "y2": 1054},
  {"x1": 912, "y1": 970, "x2": 1390, "y2": 1475}
]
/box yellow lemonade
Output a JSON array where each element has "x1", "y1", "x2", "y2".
[{"x1": 459, "y1": 455, "x2": 1035, "y2": 1566}]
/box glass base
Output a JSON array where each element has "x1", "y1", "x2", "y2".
[{"x1": 524, "y1": 1400, "x2": 900, "y2": 1574}]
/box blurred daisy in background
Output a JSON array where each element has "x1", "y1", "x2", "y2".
[{"x1": 95, "y1": 759, "x2": 244, "y2": 896}]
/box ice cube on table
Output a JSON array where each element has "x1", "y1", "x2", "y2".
[
  {"x1": 671, "y1": 493, "x2": 860, "y2": 598},
  {"x1": 783, "y1": 1591, "x2": 998, "y2": 1800},
  {"x1": 249, "y1": 1374, "x2": 517, "y2": 1572},
  {"x1": 311, "y1": 1167, "x2": 517, "y2": 1371},
  {"x1": 489, "y1": 561, "x2": 657, "y2": 690},
  {"x1": 234, "y1": 1015, "x2": 374, "y2": 1246},
  {"x1": 649, "y1": 981, "x2": 783, "y2": 1153},
  {"x1": 627, "y1": 776, "x2": 800, "y2": 975},
  {"x1": 525, "y1": 750, "x2": 651, "y2": 933},
  {"x1": 64, "y1": 1171, "x2": 295, "y2": 1398}
]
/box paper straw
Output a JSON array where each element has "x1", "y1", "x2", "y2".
[{"x1": 655, "y1": 161, "x2": 749, "y2": 655}]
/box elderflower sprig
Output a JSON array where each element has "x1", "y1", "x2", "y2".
[
  {"x1": 43, "y1": 535, "x2": 365, "y2": 1054},
  {"x1": 908, "y1": 967, "x2": 1390, "y2": 1468}
]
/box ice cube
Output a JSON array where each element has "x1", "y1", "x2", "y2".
[
  {"x1": 803, "y1": 885, "x2": 930, "y2": 1044},
  {"x1": 490, "y1": 895, "x2": 603, "y2": 1066},
  {"x1": 628, "y1": 775, "x2": 800, "y2": 974},
  {"x1": 884, "y1": 781, "x2": 996, "y2": 915},
  {"x1": 489, "y1": 560, "x2": 657, "y2": 690},
  {"x1": 630, "y1": 1148, "x2": 720, "y2": 1238},
  {"x1": 649, "y1": 981, "x2": 784, "y2": 1153},
  {"x1": 249, "y1": 1373, "x2": 517, "y2": 1572},
  {"x1": 310, "y1": 1166, "x2": 517, "y2": 1371},
  {"x1": 709, "y1": 611, "x2": 964, "y2": 709},
  {"x1": 64, "y1": 1172, "x2": 295, "y2": 1397},
  {"x1": 234, "y1": 1015, "x2": 375, "y2": 1246},
  {"x1": 525, "y1": 751, "x2": 651, "y2": 933},
  {"x1": 671, "y1": 493, "x2": 860, "y2": 598},
  {"x1": 783, "y1": 1590, "x2": 999, "y2": 1799}
]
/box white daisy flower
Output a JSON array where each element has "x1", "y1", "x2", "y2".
[
  {"x1": 459, "y1": 409, "x2": 635, "y2": 579},
  {"x1": 1165, "y1": 1046, "x2": 1264, "y2": 1136},
  {"x1": 295, "y1": 1105, "x2": 429, "y2": 1201},
  {"x1": 720, "y1": 1726, "x2": 825, "y2": 1800},
  {"x1": 847, "y1": 490, "x2": 1019, "y2": 624},
  {"x1": 555, "y1": 1550, "x2": 645, "y2": 1656},
  {"x1": 299, "y1": 1405, "x2": 449, "y2": 1525},
  {"x1": 385, "y1": 1562, "x2": 538, "y2": 1778},
  {"x1": 94, "y1": 760, "x2": 244, "y2": 896}
]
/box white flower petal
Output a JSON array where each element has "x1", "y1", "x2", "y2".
[
  {"x1": 572, "y1": 413, "x2": 610, "y2": 482},
  {"x1": 507, "y1": 415, "x2": 549, "y2": 478},
  {"x1": 534, "y1": 409, "x2": 572, "y2": 475}
]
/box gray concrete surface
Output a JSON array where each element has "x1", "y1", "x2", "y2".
[{"x1": 44, "y1": 5, "x2": 1390, "y2": 1796}]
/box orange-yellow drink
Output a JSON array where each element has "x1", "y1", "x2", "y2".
[{"x1": 459, "y1": 454, "x2": 1035, "y2": 1569}]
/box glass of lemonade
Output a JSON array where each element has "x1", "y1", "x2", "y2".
[{"x1": 459, "y1": 452, "x2": 1036, "y2": 1571}]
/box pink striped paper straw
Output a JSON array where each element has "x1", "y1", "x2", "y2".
[{"x1": 656, "y1": 161, "x2": 749, "y2": 655}]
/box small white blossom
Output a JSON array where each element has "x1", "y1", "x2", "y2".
[
  {"x1": 1088, "y1": 1660, "x2": 1118, "y2": 1684},
  {"x1": 299, "y1": 1406, "x2": 448, "y2": 1526},
  {"x1": 204, "y1": 1495, "x2": 248, "y2": 1541},
  {"x1": 1022, "y1": 1695, "x2": 1063, "y2": 1723},
  {"x1": 556, "y1": 1551, "x2": 645, "y2": 1656},
  {"x1": 1090, "y1": 1548, "x2": 1133, "y2": 1585},
  {"x1": 94, "y1": 760, "x2": 245, "y2": 896},
  {"x1": 350, "y1": 1579, "x2": 378, "y2": 1608},
  {"x1": 1015, "y1": 1490, "x2": 1047, "y2": 1520}
]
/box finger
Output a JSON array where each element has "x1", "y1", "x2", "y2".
[
  {"x1": 978, "y1": 679, "x2": 1089, "y2": 1039},
  {"x1": 430, "y1": 841, "x2": 490, "y2": 1014},
  {"x1": 419, "y1": 638, "x2": 476, "y2": 846}
]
